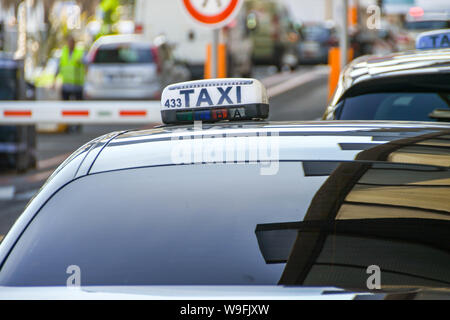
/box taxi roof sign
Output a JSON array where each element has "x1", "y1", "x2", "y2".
[
  {"x1": 160, "y1": 78, "x2": 269, "y2": 124},
  {"x1": 416, "y1": 29, "x2": 450, "y2": 50}
]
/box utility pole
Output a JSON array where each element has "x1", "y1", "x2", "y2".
[
  {"x1": 340, "y1": 0, "x2": 349, "y2": 69},
  {"x1": 211, "y1": 29, "x2": 219, "y2": 78},
  {"x1": 325, "y1": 0, "x2": 333, "y2": 20}
]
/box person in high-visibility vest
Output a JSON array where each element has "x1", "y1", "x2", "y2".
[
  {"x1": 57, "y1": 35, "x2": 85, "y2": 133},
  {"x1": 58, "y1": 36, "x2": 85, "y2": 101}
]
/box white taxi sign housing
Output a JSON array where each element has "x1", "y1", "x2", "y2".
[
  {"x1": 160, "y1": 78, "x2": 269, "y2": 124},
  {"x1": 416, "y1": 29, "x2": 450, "y2": 50}
]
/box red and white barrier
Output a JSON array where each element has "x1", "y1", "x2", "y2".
[{"x1": 0, "y1": 101, "x2": 162, "y2": 125}]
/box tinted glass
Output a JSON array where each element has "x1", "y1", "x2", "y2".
[
  {"x1": 0, "y1": 163, "x2": 325, "y2": 286},
  {"x1": 1, "y1": 130, "x2": 450, "y2": 289},
  {"x1": 337, "y1": 92, "x2": 450, "y2": 121},
  {"x1": 94, "y1": 45, "x2": 153, "y2": 64},
  {"x1": 0, "y1": 69, "x2": 16, "y2": 100},
  {"x1": 405, "y1": 20, "x2": 450, "y2": 30},
  {"x1": 303, "y1": 26, "x2": 330, "y2": 41}
]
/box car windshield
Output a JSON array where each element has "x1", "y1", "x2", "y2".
[
  {"x1": 94, "y1": 45, "x2": 153, "y2": 64},
  {"x1": 336, "y1": 92, "x2": 450, "y2": 121},
  {"x1": 303, "y1": 26, "x2": 329, "y2": 41}
]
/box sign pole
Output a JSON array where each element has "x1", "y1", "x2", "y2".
[
  {"x1": 340, "y1": 0, "x2": 349, "y2": 69},
  {"x1": 181, "y1": 0, "x2": 243, "y2": 79},
  {"x1": 211, "y1": 29, "x2": 219, "y2": 78}
]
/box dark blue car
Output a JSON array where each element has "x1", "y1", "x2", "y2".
[{"x1": 297, "y1": 23, "x2": 338, "y2": 65}]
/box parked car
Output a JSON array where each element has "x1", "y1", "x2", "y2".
[
  {"x1": 402, "y1": 10, "x2": 450, "y2": 50},
  {"x1": 84, "y1": 35, "x2": 190, "y2": 100},
  {"x1": 0, "y1": 53, "x2": 36, "y2": 172},
  {"x1": 245, "y1": 0, "x2": 299, "y2": 71},
  {"x1": 297, "y1": 22, "x2": 338, "y2": 65},
  {"x1": 323, "y1": 46, "x2": 450, "y2": 122}
]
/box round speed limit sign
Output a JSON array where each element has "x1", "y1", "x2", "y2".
[{"x1": 181, "y1": 0, "x2": 243, "y2": 28}]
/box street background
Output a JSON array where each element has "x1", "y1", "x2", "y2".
[{"x1": 1, "y1": 0, "x2": 449, "y2": 239}]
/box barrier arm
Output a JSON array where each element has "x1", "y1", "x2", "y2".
[{"x1": 0, "y1": 101, "x2": 162, "y2": 125}]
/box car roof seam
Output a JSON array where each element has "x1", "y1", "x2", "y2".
[{"x1": 85, "y1": 130, "x2": 131, "y2": 176}]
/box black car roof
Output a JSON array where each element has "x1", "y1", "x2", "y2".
[
  {"x1": 340, "y1": 48, "x2": 450, "y2": 90},
  {"x1": 326, "y1": 48, "x2": 450, "y2": 108},
  {"x1": 0, "y1": 120, "x2": 448, "y2": 273},
  {"x1": 83, "y1": 121, "x2": 449, "y2": 173}
]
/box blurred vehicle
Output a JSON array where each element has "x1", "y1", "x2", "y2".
[
  {"x1": 0, "y1": 53, "x2": 36, "y2": 172},
  {"x1": 370, "y1": 28, "x2": 398, "y2": 55},
  {"x1": 383, "y1": 23, "x2": 414, "y2": 52},
  {"x1": 0, "y1": 79, "x2": 450, "y2": 298},
  {"x1": 134, "y1": 0, "x2": 252, "y2": 79},
  {"x1": 402, "y1": 9, "x2": 450, "y2": 50},
  {"x1": 323, "y1": 32, "x2": 450, "y2": 122},
  {"x1": 245, "y1": 0, "x2": 299, "y2": 70},
  {"x1": 296, "y1": 22, "x2": 338, "y2": 65},
  {"x1": 84, "y1": 35, "x2": 189, "y2": 100},
  {"x1": 405, "y1": 15, "x2": 450, "y2": 33}
]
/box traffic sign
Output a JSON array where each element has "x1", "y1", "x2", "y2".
[{"x1": 181, "y1": 0, "x2": 243, "y2": 28}]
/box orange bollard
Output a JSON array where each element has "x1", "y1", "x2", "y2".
[
  {"x1": 204, "y1": 44, "x2": 212, "y2": 79},
  {"x1": 218, "y1": 43, "x2": 227, "y2": 78},
  {"x1": 348, "y1": 6, "x2": 358, "y2": 27},
  {"x1": 348, "y1": 47, "x2": 354, "y2": 62},
  {"x1": 328, "y1": 47, "x2": 340, "y2": 101},
  {"x1": 328, "y1": 47, "x2": 354, "y2": 101},
  {"x1": 204, "y1": 43, "x2": 227, "y2": 79}
]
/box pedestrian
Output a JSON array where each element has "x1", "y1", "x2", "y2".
[{"x1": 58, "y1": 35, "x2": 85, "y2": 132}]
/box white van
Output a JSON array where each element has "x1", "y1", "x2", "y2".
[{"x1": 134, "y1": 0, "x2": 252, "y2": 79}]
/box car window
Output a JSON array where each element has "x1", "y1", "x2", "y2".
[
  {"x1": 2, "y1": 156, "x2": 450, "y2": 289},
  {"x1": 0, "y1": 163, "x2": 326, "y2": 286},
  {"x1": 303, "y1": 26, "x2": 329, "y2": 41},
  {"x1": 337, "y1": 92, "x2": 450, "y2": 121},
  {"x1": 94, "y1": 45, "x2": 153, "y2": 64},
  {"x1": 0, "y1": 69, "x2": 17, "y2": 100},
  {"x1": 405, "y1": 20, "x2": 450, "y2": 30}
]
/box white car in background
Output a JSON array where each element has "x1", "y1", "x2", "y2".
[{"x1": 84, "y1": 35, "x2": 190, "y2": 100}]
